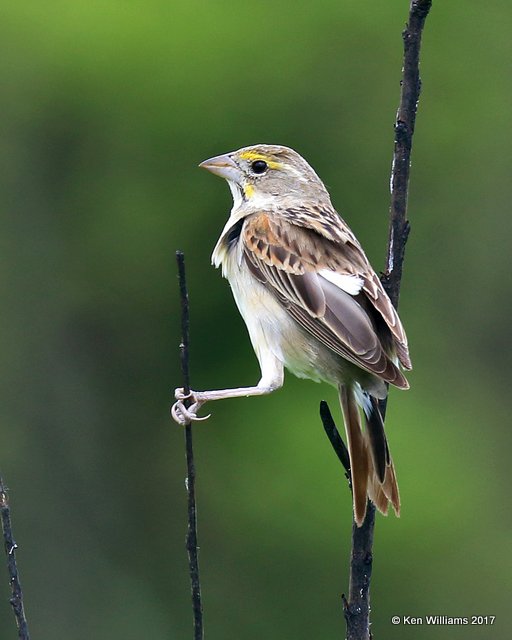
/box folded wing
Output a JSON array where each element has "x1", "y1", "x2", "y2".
[{"x1": 242, "y1": 209, "x2": 411, "y2": 387}]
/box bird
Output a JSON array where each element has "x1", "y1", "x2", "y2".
[{"x1": 172, "y1": 144, "x2": 412, "y2": 526}]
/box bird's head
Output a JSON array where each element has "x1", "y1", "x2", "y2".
[{"x1": 199, "y1": 144, "x2": 329, "y2": 208}]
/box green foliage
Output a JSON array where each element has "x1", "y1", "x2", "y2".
[{"x1": 0, "y1": 1, "x2": 510, "y2": 638}]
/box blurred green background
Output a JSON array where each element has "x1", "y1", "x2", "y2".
[{"x1": 1, "y1": 1, "x2": 511, "y2": 638}]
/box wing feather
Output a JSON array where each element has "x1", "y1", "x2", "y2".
[{"x1": 241, "y1": 209, "x2": 411, "y2": 386}]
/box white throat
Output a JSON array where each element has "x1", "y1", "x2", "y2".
[{"x1": 228, "y1": 180, "x2": 243, "y2": 209}]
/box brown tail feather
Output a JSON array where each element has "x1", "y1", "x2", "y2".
[
  {"x1": 367, "y1": 451, "x2": 400, "y2": 518},
  {"x1": 338, "y1": 385, "x2": 400, "y2": 526},
  {"x1": 339, "y1": 385, "x2": 369, "y2": 526}
]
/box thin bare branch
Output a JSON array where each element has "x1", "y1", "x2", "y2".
[
  {"x1": 0, "y1": 474, "x2": 30, "y2": 640},
  {"x1": 322, "y1": 2, "x2": 432, "y2": 639},
  {"x1": 320, "y1": 401, "x2": 351, "y2": 482},
  {"x1": 175, "y1": 251, "x2": 204, "y2": 640},
  {"x1": 383, "y1": 0, "x2": 433, "y2": 309}
]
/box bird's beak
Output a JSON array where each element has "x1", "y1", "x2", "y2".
[{"x1": 199, "y1": 153, "x2": 239, "y2": 181}]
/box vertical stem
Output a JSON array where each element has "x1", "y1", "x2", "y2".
[
  {"x1": 344, "y1": 503, "x2": 375, "y2": 640},
  {"x1": 383, "y1": 0, "x2": 432, "y2": 308},
  {"x1": 344, "y1": 2, "x2": 432, "y2": 639},
  {"x1": 175, "y1": 251, "x2": 204, "y2": 640},
  {"x1": 0, "y1": 474, "x2": 30, "y2": 640}
]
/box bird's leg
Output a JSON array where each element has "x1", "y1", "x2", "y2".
[{"x1": 171, "y1": 357, "x2": 284, "y2": 425}]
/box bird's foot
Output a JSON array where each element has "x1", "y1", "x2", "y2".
[{"x1": 171, "y1": 388, "x2": 211, "y2": 425}]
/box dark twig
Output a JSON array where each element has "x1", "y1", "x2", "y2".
[
  {"x1": 382, "y1": 0, "x2": 433, "y2": 310},
  {"x1": 320, "y1": 401, "x2": 350, "y2": 482},
  {"x1": 175, "y1": 251, "x2": 204, "y2": 640},
  {"x1": 321, "y1": 2, "x2": 432, "y2": 639},
  {"x1": 0, "y1": 474, "x2": 30, "y2": 640},
  {"x1": 319, "y1": 404, "x2": 376, "y2": 640},
  {"x1": 345, "y1": 501, "x2": 376, "y2": 640}
]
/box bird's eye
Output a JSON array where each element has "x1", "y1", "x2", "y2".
[{"x1": 251, "y1": 160, "x2": 268, "y2": 174}]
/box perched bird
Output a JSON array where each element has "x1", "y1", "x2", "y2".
[{"x1": 172, "y1": 144, "x2": 412, "y2": 526}]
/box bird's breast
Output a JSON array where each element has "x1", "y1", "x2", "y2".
[{"x1": 219, "y1": 248, "x2": 344, "y2": 386}]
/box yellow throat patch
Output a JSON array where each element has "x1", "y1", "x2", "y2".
[{"x1": 243, "y1": 184, "x2": 255, "y2": 198}]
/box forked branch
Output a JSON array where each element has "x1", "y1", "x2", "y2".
[{"x1": 321, "y1": 2, "x2": 432, "y2": 639}]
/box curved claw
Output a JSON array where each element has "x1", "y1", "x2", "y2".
[
  {"x1": 171, "y1": 399, "x2": 211, "y2": 426},
  {"x1": 175, "y1": 387, "x2": 191, "y2": 401}
]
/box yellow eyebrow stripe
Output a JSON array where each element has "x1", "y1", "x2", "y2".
[{"x1": 238, "y1": 150, "x2": 282, "y2": 170}]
